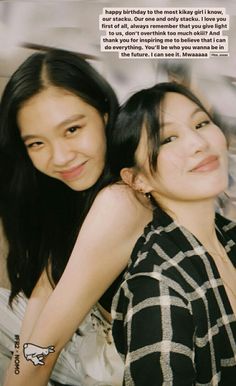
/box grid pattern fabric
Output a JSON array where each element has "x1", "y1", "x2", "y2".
[{"x1": 112, "y1": 208, "x2": 236, "y2": 385}]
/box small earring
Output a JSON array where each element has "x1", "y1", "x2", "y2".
[
  {"x1": 138, "y1": 189, "x2": 147, "y2": 198},
  {"x1": 145, "y1": 192, "x2": 152, "y2": 199}
]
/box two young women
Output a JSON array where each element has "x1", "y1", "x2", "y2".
[{"x1": 1, "y1": 48, "x2": 235, "y2": 385}]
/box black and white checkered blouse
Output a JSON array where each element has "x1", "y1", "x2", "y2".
[{"x1": 112, "y1": 207, "x2": 236, "y2": 385}]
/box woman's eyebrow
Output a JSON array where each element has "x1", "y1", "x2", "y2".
[
  {"x1": 21, "y1": 114, "x2": 86, "y2": 141},
  {"x1": 191, "y1": 107, "x2": 205, "y2": 117},
  {"x1": 21, "y1": 134, "x2": 39, "y2": 142},
  {"x1": 57, "y1": 113, "x2": 86, "y2": 128},
  {"x1": 161, "y1": 106, "x2": 206, "y2": 129}
]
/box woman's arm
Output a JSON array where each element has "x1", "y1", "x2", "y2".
[
  {"x1": 19, "y1": 269, "x2": 53, "y2": 343},
  {"x1": 4, "y1": 185, "x2": 152, "y2": 386},
  {"x1": 4, "y1": 269, "x2": 55, "y2": 385}
]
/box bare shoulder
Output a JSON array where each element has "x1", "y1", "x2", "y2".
[
  {"x1": 95, "y1": 183, "x2": 134, "y2": 201},
  {"x1": 95, "y1": 183, "x2": 151, "y2": 215},
  {"x1": 87, "y1": 183, "x2": 153, "y2": 239}
]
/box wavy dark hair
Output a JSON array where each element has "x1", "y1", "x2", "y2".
[
  {"x1": 108, "y1": 82, "x2": 222, "y2": 179},
  {"x1": 0, "y1": 49, "x2": 118, "y2": 303}
]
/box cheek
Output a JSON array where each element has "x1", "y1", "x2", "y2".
[
  {"x1": 157, "y1": 149, "x2": 185, "y2": 176},
  {"x1": 219, "y1": 133, "x2": 228, "y2": 151},
  {"x1": 82, "y1": 138, "x2": 106, "y2": 161},
  {"x1": 87, "y1": 127, "x2": 106, "y2": 157},
  {"x1": 27, "y1": 151, "x2": 48, "y2": 172},
  {"x1": 208, "y1": 126, "x2": 227, "y2": 150}
]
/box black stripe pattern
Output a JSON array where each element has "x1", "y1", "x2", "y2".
[{"x1": 112, "y1": 207, "x2": 236, "y2": 385}]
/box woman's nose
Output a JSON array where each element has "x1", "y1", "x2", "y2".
[
  {"x1": 186, "y1": 128, "x2": 209, "y2": 154},
  {"x1": 51, "y1": 141, "x2": 75, "y2": 166}
]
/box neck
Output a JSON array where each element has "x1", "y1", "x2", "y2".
[{"x1": 154, "y1": 196, "x2": 220, "y2": 249}]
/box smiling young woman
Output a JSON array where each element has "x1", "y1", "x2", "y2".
[
  {"x1": 18, "y1": 87, "x2": 107, "y2": 191},
  {"x1": 110, "y1": 82, "x2": 236, "y2": 386},
  {"x1": 131, "y1": 91, "x2": 228, "y2": 207},
  {"x1": 0, "y1": 49, "x2": 152, "y2": 386}
]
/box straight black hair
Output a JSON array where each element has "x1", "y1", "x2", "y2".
[{"x1": 0, "y1": 49, "x2": 118, "y2": 303}]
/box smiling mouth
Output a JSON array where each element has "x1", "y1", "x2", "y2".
[
  {"x1": 191, "y1": 155, "x2": 219, "y2": 172},
  {"x1": 59, "y1": 162, "x2": 87, "y2": 181}
]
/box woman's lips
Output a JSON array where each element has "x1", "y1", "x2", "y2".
[
  {"x1": 59, "y1": 162, "x2": 87, "y2": 181},
  {"x1": 191, "y1": 155, "x2": 219, "y2": 172}
]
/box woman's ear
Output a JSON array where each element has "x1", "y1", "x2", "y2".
[
  {"x1": 120, "y1": 168, "x2": 135, "y2": 189},
  {"x1": 134, "y1": 175, "x2": 153, "y2": 194},
  {"x1": 120, "y1": 168, "x2": 152, "y2": 194}
]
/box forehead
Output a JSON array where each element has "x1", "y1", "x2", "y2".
[
  {"x1": 19, "y1": 86, "x2": 85, "y2": 114},
  {"x1": 160, "y1": 92, "x2": 202, "y2": 123},
  {"x1": 17, "y1": 86, "x2": 95, "y2": 133}
]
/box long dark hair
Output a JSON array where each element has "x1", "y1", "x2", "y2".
[
  {"x1": 108, "y1": 82, "x2": 220, "y2": 178},
  {"x1": 0, "y1": 49, "x2": 118, "y2": 303}
]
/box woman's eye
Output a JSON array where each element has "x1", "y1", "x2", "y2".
[
  {"x1": 26, "y1": 141, "x2": 44, "y2": 149},
  {"x1": 66, "y1": 126, "x2": 81, "y2": 136},
  {"x1": 161, "y1": 135, "x2": 177, "y2": 145},
  {"x1": 195, "y1": 120, "x2": 210, "y2": 129}
]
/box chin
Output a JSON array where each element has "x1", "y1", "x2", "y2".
[
  {"x1": 203, "y1": 173, "x2": 228, "y2": 196},
  {"x1": 201, "y1": 185, "x2": 228, "y2": 200},
  {"x1": 65, "y1": 176, "x2": 100, "y2": 191},
  {"x1": 65, "y1": 181, "x2": 87, "y2": 191}
]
